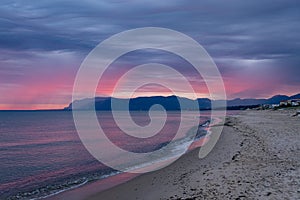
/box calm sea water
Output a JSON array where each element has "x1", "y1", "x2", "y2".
[{"x1": 0, "y1": 111, "x2": 217, "y2": 199}]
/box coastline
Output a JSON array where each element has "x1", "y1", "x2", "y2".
[
  {"x1": 47, "y1": 117, "x2": 212, "y2": 200},
  {"x1": 5, "y1": 111, "x2": 211, "y2": 200},
  {"x1": 51, "y1": 109, "x2": 300, "y2": 200}
]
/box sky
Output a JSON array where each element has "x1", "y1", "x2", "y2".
[{"x1": 0, "y1": 0, "x2": 299, "y2": 109}]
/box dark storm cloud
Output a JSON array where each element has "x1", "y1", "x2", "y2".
[
  {"x1": 0, "y1": 0, "x2": 299, "y2": 57},
  {"x1": 0, "y1": 0, "x2": 299, "y2": 101}
]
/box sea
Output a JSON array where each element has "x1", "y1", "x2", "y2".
[{"x1": 0, "y1": 110, "x2": 229, "y2": 199}]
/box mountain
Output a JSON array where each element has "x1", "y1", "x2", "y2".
[
  {"x1": 265, "y1": 95, "x2": 289, "y2": 104},
  {"x1": 226, "y1": 98, "x2": 266, "y2": 107},
  {"x1": 66, "y1": 96, "x2": 209, "y2": 110},
  {"x1": 64, "y1": 93, "x2": 300, "y2": 110},
  {"x1": 289, "y1": 93, "x2": 300, "y2": 99}
]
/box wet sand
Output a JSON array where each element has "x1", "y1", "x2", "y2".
[{"x1": 83, "y1": 109, "x2": 299, "y2": 199}]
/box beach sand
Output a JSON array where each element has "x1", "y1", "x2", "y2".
[{"x1": 54, "y1": 109, "x2": 300, "y2": 200}]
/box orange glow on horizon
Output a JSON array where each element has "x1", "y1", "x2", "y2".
[
  {"x1": 0, "y1": 103, "x2": 69, "y2": 110},
  {"x1": 1, "y1": 63, "x2": 299, "y2": 110}
]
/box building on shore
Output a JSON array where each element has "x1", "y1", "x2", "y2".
[{"x1": 280, "y1": 99, "x2": 300, "y2": 107}]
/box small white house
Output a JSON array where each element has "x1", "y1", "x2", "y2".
[
  {"x1": 291, "y1": 99, "x2": 300, "y2": 106},
  {"x1": 271, "y1": 104, "x2": 280, "y2": 108},
  {"x1": 280, "y1": 99, "x2": 300, "y2": 107},
  {"x1": 280, "y1": 101, "x2": 288, "y2": 106}
]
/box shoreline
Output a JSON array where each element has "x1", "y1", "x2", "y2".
[
  {"x1": 46, "y1": 119, "x2": 213, "y2": 200},
  {"x1": 48, "y1": 114, "x2": 233, "y2": 200},
  {"x1": 5, "y1": 113, "x2": 212, "y2": 200},
  {"x1": 52, "y1": 109, "x2": 299, "y2": 200}
]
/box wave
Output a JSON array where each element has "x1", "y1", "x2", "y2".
[
  {"x1": 7, "y1": 120, "x2": 211, "y2": 200},
  {"x1": 7, "y1": 171, "x2": 121, "y2": 200},
  {"x1": 32, "y1": 179, "x2": 88, "y2": 200}
]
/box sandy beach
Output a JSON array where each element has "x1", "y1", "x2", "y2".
[{"x1": 53, "y1": 109, "x2": 299, "y2": 200}]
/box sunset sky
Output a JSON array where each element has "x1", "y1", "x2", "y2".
[{"x1": 0, "y1": 0, "x2": 299, "y2": 110}]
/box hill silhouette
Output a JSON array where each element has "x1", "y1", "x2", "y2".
[{"x1": 65, "y1": 93, "x2": 300, "y2": 110}]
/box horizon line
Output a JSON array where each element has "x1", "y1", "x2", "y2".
[{"x1": 1, "y1": 92, "x2": 298, "y2": 111}]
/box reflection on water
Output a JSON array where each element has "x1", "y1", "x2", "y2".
[{"x1": 0, "y1": 110, "x2": 221, "y2": 199}]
